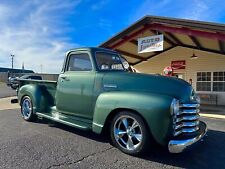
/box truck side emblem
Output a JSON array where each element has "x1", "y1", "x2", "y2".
[{"x1": 103, "y1": 84, "x2": 117, "y2": 88}]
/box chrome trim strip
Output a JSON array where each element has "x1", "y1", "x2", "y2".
[
  {"x1": 168, "y1": 122, "x2": 207, "y2": 153},
  {"x1": 175, "y1": 114, "x2": 200, "y2": 123},
  {"x1": 93, "y1": 122, "x2": 103, "y2": 128},
  {"x1": 180, "y1": 103, "x2": 200, "y2": 108},
  {"x1": 36, "y1": 112, "x2": 87, "y2": 129},
  {"x1": 174, "y1": 121, "x2": 199, "y2": 130}
]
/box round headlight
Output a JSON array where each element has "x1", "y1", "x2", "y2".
[
  {"x1": 190, "y1": 89, "x2": 200, "y2": 104},
  {"x1": 170, "y1": 98, "x2": 179, "y2": 115}
]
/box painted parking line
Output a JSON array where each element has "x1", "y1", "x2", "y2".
[{"x1": 200, "y1": 113, "x2": 225, "y2": 120}]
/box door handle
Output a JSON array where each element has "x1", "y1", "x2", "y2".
[{"x1": 60, "y1": 76, "x2": 70, "y2": 81}]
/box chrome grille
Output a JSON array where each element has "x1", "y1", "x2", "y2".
[{"x1": 173, "y1": 103, "x2": 200, "y2": 136}]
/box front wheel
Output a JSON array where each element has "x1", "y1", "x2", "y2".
[
  {"x1": 21, "y1": 96, "x2": 36, "y2": 121},
  {"x1": 110, "y1": 111, "x2": 150, "y2": 156}
]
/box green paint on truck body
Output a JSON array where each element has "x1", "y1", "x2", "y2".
[{"x1": 18, "y1": 47, "x2": 196, "y2": 146}]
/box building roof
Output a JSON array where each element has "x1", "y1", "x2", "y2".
[
  {"x1": 0, "y1": 67, "x2": 34, "y2": 73},
  {"x1": 100, "y1": 15, "x2": 225, "y2": 65}
]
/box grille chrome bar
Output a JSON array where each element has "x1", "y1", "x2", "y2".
[
  {"x1": 174, "y1": 126, "x2": 199, "y2": 136},
  {"x1": 174, "y1": 121, "x2": 199, "y2": 130},
  {"x1": 173, "y1": 102, "x2": 200, "y2": 136},
  {"x1": 177, "y1": 109, "x2": 200, "y2": 115},
  {"x1": 175, "y1": 114, "x2": 200, "y2": 123},
  {"x1": 180, "y1": 103, "x2": 200, "y2": 108}
]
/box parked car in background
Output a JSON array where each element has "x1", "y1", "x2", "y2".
[
  {"x1": 17, "y1": 47, "x2": 207, "y2": 155},
  {"x1": 11, "y1": 75, "x2": 42, "y2": 89},
  {"x1": 7, "y1": 76, "x2": 19, "y2": 88},
  {"x1": 20, "y1": 75, "x2": 42, "y2": 80}
]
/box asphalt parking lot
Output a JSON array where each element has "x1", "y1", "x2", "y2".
[
  {"x1": 0, "y1": 83, "x2": 16, "y2": 98},
  {"x1": 0, "y1": 84, "x2": 225, "y2": 169}
]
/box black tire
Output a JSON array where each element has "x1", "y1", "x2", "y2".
[
  {"x1": 110, "y1": 111, "x2": 150, "y2": 156},
  {"x1": 11, "y1": 86, "x2": 17, "y2": 90},
  {"x1": 21, "y1": 96, "x2": 36, "y2": 122}
]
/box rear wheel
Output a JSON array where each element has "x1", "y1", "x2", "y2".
[
  {"x1": 21, "y1": 96, "x2": 36, "y2": 121},
  {"x1": 110, "y1": 111, "x2": 150, "y2": 156}
]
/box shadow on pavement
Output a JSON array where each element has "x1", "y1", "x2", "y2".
[
  {"x1": 36, "y1": 118, "x2": 108, "y2": 143},
  {"x1": 141, "y1": 129, "x2": 225, "y2": 169},
  {"x1": 34, "y1": 118, "x2": 225, "y2": 169}
]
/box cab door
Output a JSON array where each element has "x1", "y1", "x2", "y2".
[{"x1": 56, "y1": 52, "x2": 95, "y2": 119}]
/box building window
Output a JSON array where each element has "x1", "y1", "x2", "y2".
[
  {"x1": 213, "y1": 72, "x2": 225, "y2": 91},
  {"x1": 196, "y1": 72, "x2": 211, "y2": 91}
]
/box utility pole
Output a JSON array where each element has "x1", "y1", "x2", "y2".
[
  {"x1": 10, "y1": 54, "x2": 14, "y2": 69},
  {"x1": 10, "y1": 54, "x2": 15, "y2": 75},
  {"x1": 22, "y1": 62, "x2": 24, "y2": 74}
]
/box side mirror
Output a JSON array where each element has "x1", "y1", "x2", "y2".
[{"x1": 122, "y1": 60, "x2": 130, "y2": 70}]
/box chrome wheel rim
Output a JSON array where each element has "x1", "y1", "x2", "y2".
[
  {"x1": 22, "y1": 98, "x2": 32, "y2": 119},
  {"x1": 114, "y1": 115, "x2": 143, "y2": 151}
]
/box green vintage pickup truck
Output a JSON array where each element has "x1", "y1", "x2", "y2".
[{"x1": 18, "y1": 47, "x2": 207, "y2": 155}]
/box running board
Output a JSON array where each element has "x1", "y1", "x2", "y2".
[{"x1": 36, "y1": 112, "x2": 91, "y2": 130}]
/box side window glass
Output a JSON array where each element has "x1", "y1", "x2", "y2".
[{"x1": 67, "y1": 53, "x2": 92, "y2": 71}]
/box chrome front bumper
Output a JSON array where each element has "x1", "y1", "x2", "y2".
[{"x1": 168, "y1": 121, "x2": 207, "y2": 153}]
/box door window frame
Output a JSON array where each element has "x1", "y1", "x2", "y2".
[{"x1": 63, "y1": 51, "x2": 95, "y2": 73}]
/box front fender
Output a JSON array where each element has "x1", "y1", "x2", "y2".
[{"x1": 92, "y1": 91, "x2": 173, "y2": 145}]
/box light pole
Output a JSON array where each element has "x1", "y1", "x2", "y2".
[
  {"x1": 22, "y1": 62, "x2": 24, "y2": 74},
  {"x1": 10, "y1": 54, "x2": 15, "y2": 74}
]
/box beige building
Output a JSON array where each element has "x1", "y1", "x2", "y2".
[
  {"x1": 135, "y1": 46, "x2": 225, "y2": 105},
  {"x1": 100, "y1": 16, "x2": 225, "y2": 105}
]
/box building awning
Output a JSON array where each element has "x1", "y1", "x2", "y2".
[{"x1": 99, "y1": 15, "x2": 225, "y2": 65}]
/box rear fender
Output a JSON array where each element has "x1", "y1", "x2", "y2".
[{"x1": 18, "y1": 84, "x2": 54, "y2": 113}]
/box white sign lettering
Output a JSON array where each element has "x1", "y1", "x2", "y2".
[{"x1": 138, "y1": 34, "x2": 164, "y2": 53}]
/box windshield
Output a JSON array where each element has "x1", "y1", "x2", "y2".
[{"x1": 95, "y1": 52, "x2": 125, "y2": 71}]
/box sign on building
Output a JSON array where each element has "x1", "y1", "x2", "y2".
[
  {"x1": 138, "y1": 34, "x2": 164, "y2": 53},
  {"x1": 171, "y1": 60, "x2": 186, "y2": 70}
]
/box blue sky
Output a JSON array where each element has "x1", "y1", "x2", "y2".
[{"x1": 0, "y1": 0, "x2": 225, "y2": 73}]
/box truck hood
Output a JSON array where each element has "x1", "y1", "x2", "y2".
[{"x1": 102, "y1": 72, "x2": 193, "y2": 103}]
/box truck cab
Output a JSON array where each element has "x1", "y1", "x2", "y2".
[{"x1": 18, "y1": 47, "x2": 207, "y2": 155}]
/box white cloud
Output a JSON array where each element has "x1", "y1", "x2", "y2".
[
  {"x1": 131, "y1": 0, "x2": 173, "y2": 21},
  {"x1": 0, "y1": 4, "x2": 10, "y2": 21},
  {"x1": 98, "y1": 18, "x2": 113, "y2": 35},
  {"x1": 0, "y1": 0, "x2": 81, "y2": 73},
  {"x1": 91, "y1": 0, "x2": 108, "y2": 10},
  {"x1": 131, "y1": 0, "x2": 225, "y2": 23},
  {"x1": 179, "y1": 0, "x2": 225, "y2": 22},
  {"x1": 178, "y1": 0, "x2": 209, "y2": 20}
]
